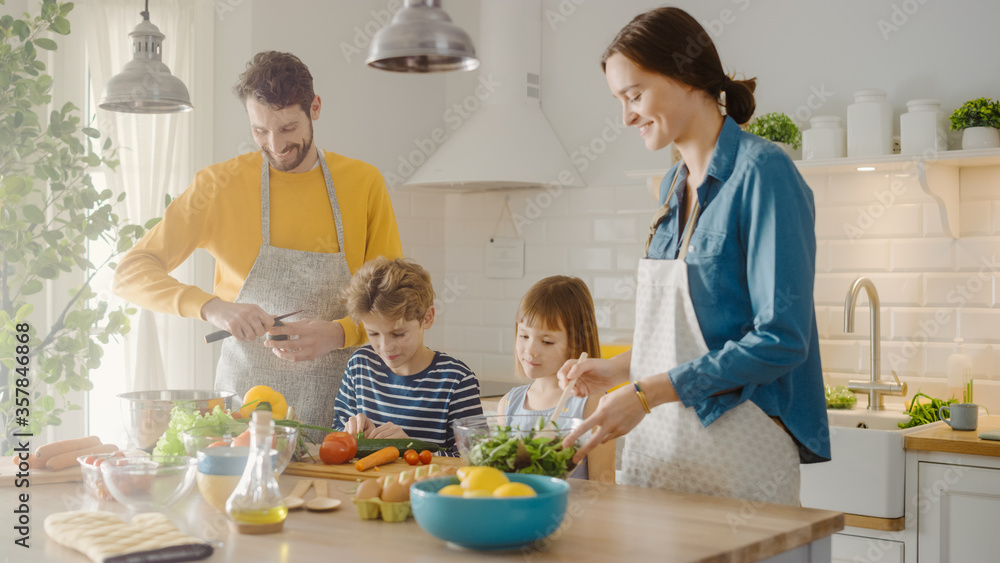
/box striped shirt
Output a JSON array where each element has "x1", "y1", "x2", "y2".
[{"x1": 333, "y1": 346, "x2": 483, "y2": 455}]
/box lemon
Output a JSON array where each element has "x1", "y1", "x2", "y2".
[
  {"x1": 493, "y1": 482, "x2": 537, "y2": 498},
  {"x1": 437, "y1": 484, "x2": 465, "y2": 496},
  {"x1": 462, "y1": 489, "x2": 494, "y2": 498},
  {"x1": 456, "y1": 466, "x2": 478, "y2": 482},
  {"x1": 462, "y1": 467, "x2": 509, "y2": 492}
]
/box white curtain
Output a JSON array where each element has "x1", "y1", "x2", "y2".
[{"x1": 83, "y1": 0, "x2": 203, "y2": 393}]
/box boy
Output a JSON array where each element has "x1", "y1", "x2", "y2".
[{"x1": 334, "y1": 257, "x2": 483, "y2": 454}]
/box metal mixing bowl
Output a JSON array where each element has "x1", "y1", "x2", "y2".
[{"x1": 118, "y1": 390, "x2": 236, "y2": 452}]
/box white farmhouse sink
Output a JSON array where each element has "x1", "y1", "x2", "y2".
[{"x1": 800, "y1": 406, "x2": 928, "y2": 518}]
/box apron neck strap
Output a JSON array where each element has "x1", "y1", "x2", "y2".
[
  {"x1": 644, "y1": 165, "x2": 682, "y2": 258},
  {"x1": 259, "y1": 146, "x2": 346, "y2": 252},
  {"x1": 677, "y1": 197, "x2": 701, "y2": 261}
]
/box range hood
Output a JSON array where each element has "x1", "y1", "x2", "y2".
[{"x1": 404, "y1": 0, "x2": 584, "y2": 191}]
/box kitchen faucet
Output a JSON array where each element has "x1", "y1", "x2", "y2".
[{"x1": 843, "y1": 277, "x2": 907, "y2": 411}]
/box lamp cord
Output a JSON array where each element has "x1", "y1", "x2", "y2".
[{"x1": 140, "y1": 0, "x2": 149, "y2": 20}]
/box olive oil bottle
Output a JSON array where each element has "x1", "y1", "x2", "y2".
[{"x1": 226, "y1": 411, "x2": 287, "y2": 533}]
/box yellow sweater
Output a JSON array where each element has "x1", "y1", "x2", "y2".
[{"x1": 113, "y1": 150, "x2": 402, "y2": 347}]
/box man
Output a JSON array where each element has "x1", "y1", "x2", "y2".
[{"x1": 114, "y1": 51, "x2": 402, "y2": 432}]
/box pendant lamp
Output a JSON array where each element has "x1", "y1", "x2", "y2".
[
  {"x1": 366, "y1": 0, "x2": 479, "y2": 73},
  {"x1": 99, "y1": 0, "x2": 192, "y2": 113}
]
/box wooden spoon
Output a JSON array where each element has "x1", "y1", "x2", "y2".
[
  {"x1": 283, "y1": 479, "x2": 313, "y2": 510},
  {"x1": 547, "y1": 352, "x2": 588, "y2": 428},
  {"x1": 305, "y1": 479, "x2": 342, "y2": 512}
]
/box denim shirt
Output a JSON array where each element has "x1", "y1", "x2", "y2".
[{"x1": 649, "y1": 116, "x2": 830, "y2": 463}]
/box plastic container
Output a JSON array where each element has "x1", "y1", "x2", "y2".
[
  {"x1": 900, "y1": 99, "x2": 947, "y2": 156},
  {"x1": 847, "y1": 89, "x2": 893, "y2": 157},
  {"x1": 946, "y1": 338, "x2": 973, "y2": 402},
  {"x1": 802, "y1": 116, "x2": 846, "y2": 160}
]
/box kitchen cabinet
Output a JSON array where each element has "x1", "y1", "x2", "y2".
[
  {"x1": 832, "y1": 533, "x2": 904, "y2": 563},
  {"x1": 916, "y1": 462, "x2": 1000, "y2": 562},
  {"x1": 901, "y1": 416, "x2": 1000, "y2": 563}
]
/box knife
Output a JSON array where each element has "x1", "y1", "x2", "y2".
[{"x1": 204, "y1": 310, "x2": 304, "y2": 344}]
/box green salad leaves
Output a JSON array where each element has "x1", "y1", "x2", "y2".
[
  {"x1": 152, "y1": 405, "x2": 244, "y2": 457},
  {"x1": 825, "y1": 385, "x2": 858, "y2": 410},
  {"x1": 467, "y1": 419, "x2": 578, "y2": 477}
]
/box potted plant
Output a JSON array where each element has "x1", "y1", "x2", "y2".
[
  {"x1": 0, "y1": 0, "x2": 151, "y2": 454},
  {"x1": 746, "y1": 112, "x2": 802, "y2": 159},
  {"x1": 949, "y1": 97, "x2": 1000, "y2": 150}
]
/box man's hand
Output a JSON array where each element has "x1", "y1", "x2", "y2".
[
  {"x1": 201, "y1": 298, "x2": 274, "y2": 342},
  {"x1": 345, "y1": 413, "x2": 376, "y2": 437},
  {"x1": 264, "y1": 318, "x2": 345, "y2": 362}
]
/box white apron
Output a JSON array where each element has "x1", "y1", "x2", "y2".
[
  {"x1": 620, "y1": 170, "x2": 800, "y2": 506},
  {"x1": 216, "y1": 148, "x2": 355, "y2": 440}
]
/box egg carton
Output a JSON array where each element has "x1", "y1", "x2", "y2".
[{"x1": 350, "y1": 497, "x2": 411, "y2": 522}]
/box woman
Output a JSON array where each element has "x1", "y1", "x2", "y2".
[{"x1": 559, "y1": 7, "x2": 829, "y2": 505}]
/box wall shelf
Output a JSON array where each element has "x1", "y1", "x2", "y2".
[{"x1": 626, "y1": 148, "x2": 1000, "y2": 239}]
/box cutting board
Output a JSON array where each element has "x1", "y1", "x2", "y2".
[
  {"x1": 0, "y1": 461, "x2": 82, "y2": 487},
  {"x1": 284, "y1": 455, "x2": 464, "y2": 481}
]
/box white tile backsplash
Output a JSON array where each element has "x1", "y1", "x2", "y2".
[
  {"x1": 828, "y1": 240, "x2": 890, "y2": 272},
  {"x1": 958, "y1": 309, "x2": 1000, "y2": 343},
  {"x1": 891, "y1": 239, "x2": 954, "y2": 271},
  {"x1": 924, "y1": 273, "x2": 992, "y2": 307},
  {"x1": 593, "y1": 218, "x2": 637, "y2": 243},
  {"x1": 569, "y1": 247, "x2": 613, "y2": 271},
  {"x1": 400, "y1": 166, "x2": 1000, "y2": 383}
]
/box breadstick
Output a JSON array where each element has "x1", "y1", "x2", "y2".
[
  {"x1": 35, "y1": 436, "x2": 102, "y2": 464},
  {"x1": 45, "y1": 443, "x2": 118, "y2": 471}
]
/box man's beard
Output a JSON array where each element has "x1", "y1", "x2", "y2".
[{"x1": 263, "y1": 120, "x2": 314, "y2": 172}]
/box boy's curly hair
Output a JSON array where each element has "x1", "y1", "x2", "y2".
[{"x1": 343, "y1": 257, "x2": 435, "y2": 326}]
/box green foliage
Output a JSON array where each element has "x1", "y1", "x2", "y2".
[
  {"x1": 0, "y1": 0, "x2": 151, "y2": 453},
  {"x1": 746, "y1": 112, "x2": 802, "y2": 150},
  {"x1": 949, "y1": 97, "x2": 1000, "y2": 131}
]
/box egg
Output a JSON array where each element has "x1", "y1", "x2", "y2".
[
  {"x1": 355, "y1": 478, "x2": 383, "y2": 500},
  {"x1": 380, "y1": 480, "x2": 410, "y2": 503}
]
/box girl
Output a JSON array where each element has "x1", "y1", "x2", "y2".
[
  {"x1": 559, "y1": 7, "x2": 827, "y2": 505},
  {"x1": 497, "y1": 276, "x2": 615, "y2": 482}
]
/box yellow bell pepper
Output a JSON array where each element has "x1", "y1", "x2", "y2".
[{"x1": 239, "y1": 385, "x2": 288, "y2": 419}]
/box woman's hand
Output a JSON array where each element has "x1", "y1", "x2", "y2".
[
  {"x1": 557, "y1": 351, "x2": 631, "y2": 398},
  {"x1": 562, "y1": 385, "x2": 648, "y2": 464},
  {"x1": 265, "y1": 318, "x2": 345, "y2": 362}
]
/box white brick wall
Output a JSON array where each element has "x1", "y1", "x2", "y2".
[{"x1": 391, "y1": 165, "x2": 1000, "y2": 396}]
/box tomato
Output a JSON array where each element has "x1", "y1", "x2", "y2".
[
  {"x1": 319, "y1": 432, "x2": 358, "y2": 465},
  {"x1": 419, "y1": 450, "x2": 433, "y2": 465},
  {"x1": 403, "y1": 449, "x2": 419, "y2": 465}
]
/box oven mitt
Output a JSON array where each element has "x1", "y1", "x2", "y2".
[
  {"x1": 44, "y1": 511, "x2": 212, "y2": 563},
  {"x1": 978, "y1": 428, "x2": 1000, "y2": 441}
]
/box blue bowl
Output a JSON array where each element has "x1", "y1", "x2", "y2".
[{"x1": 410, "y1": 473, "x2": 570, "y2": 551}]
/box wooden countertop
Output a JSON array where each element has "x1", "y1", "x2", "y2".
[
  {"x1": 904, "y1": 415, "x2": 1000, "y2": 457},
  {"x1": 5, "y1": 475, "x2": 842, "y2": 562}
]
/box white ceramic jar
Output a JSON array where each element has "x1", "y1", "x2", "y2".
[
  {"x1": 847, "y1": 89, "x2": 893, "y2": 157},
  {"x1": 802, "y1": 116, "x2": 845, "y2": 160},
  {"x1": 900, "y1": 99, "x2": 947, "y2": 155}
]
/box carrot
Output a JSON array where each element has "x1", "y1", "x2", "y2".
[
  {"x1": 35, "y1": 436, "x2": 102, "y2": 464},
  {"x1": 45, "y1": 443, "x2": 118, "y2": 471},
  {"x1": 354, "y1": 446, "x2": 399, "y2": 472}
]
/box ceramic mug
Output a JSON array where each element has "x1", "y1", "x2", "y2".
[{"x1": 938, "y1": 403, "x2": 983, "y2": 431}]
